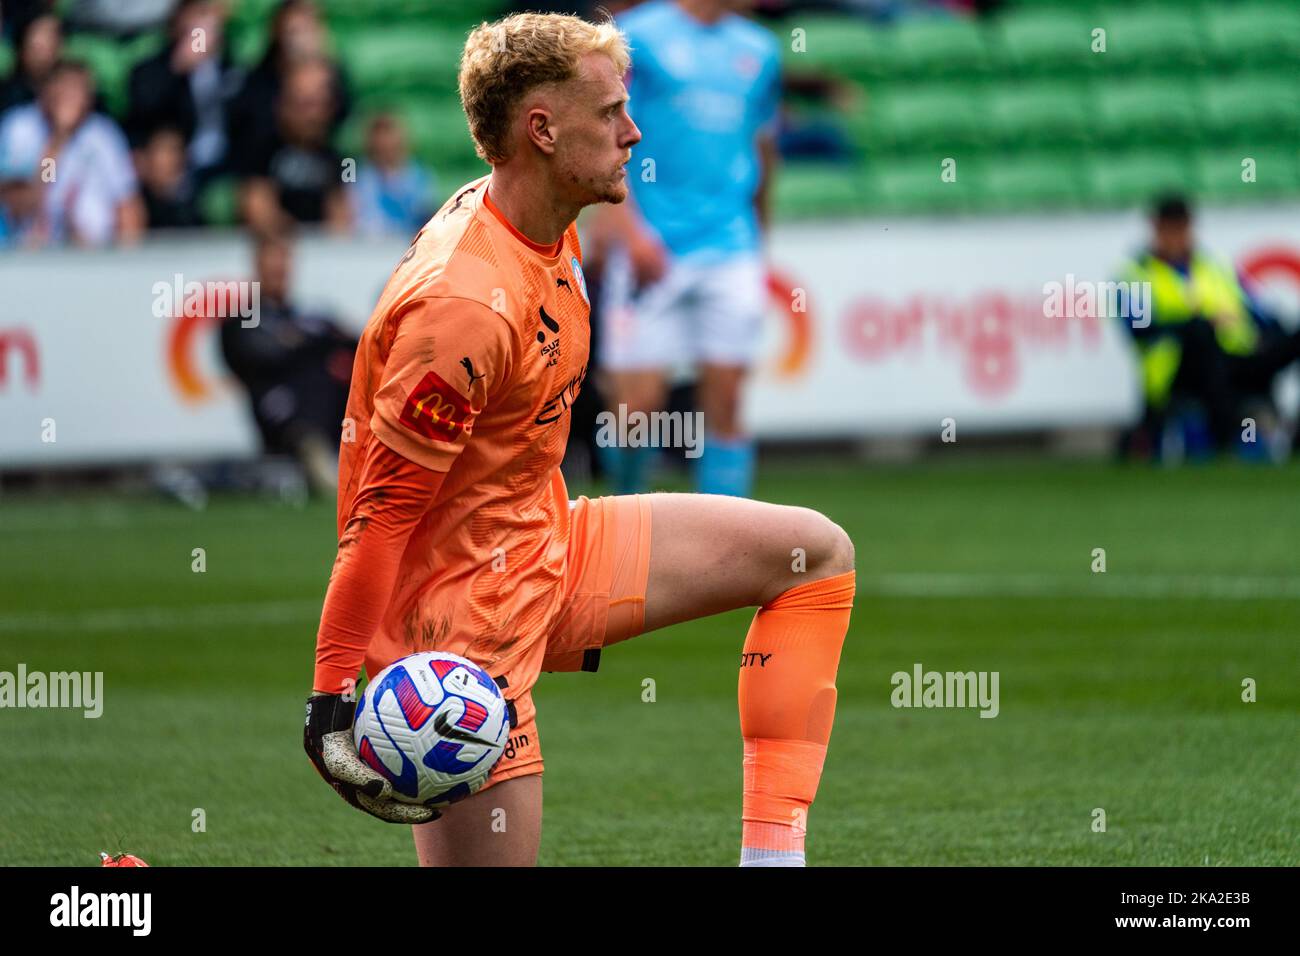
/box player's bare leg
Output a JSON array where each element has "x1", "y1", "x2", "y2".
[
  {"x1": 412, "y1": 775, "x2": 542, "y2": 867},
  {"x1": 642, "y1": 493, "x2": 856, "y2": 865},
  {"x1": 698, "y1": 363, "x2": 746, "y2": 438}
]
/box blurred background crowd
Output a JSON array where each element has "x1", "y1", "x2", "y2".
[
  {"x1": 7, "y1": 0, "x2": 1294, "y2": 248},
  {"x1": 1, "y1": 0, "x2": 1298, "y2": 495}
]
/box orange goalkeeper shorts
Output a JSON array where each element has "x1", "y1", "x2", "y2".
[{"x1": 364, "y1": 492, "x2": 654, "y2": 795}]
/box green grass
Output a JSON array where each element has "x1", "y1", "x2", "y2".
[{"x1": 1, "y1": 458, "x2": 1297, "y2": 866}]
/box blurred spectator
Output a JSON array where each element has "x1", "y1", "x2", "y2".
[
  {"x1": 226, "y1": 0, "x2": 349, "y2": 163},
  {"x1": 64, "y1": 0, "x2": 174, "y2": 38},
  {"x1": 126, "y1": 0, "x2": 243, "y2": 185},
  {"x1": 778, "y1": 72, "x2": 858, "y2": 161},
  {"x1": 219, "y1": 229, "x2": 357, "y2": 494},
  {"x1": 0, "y1": 11, "x2": 60, "y2": 113},
  {"x1": 1119, "y1": 194, "x2": 1300, "y2": 455},
  {"x1": 0, "y1": 59, "x2": 144, "y2": 246},
  {"x1": 348, "y1": 112, "x2": 434, "y2": 238},
  {"x1": 136, "y1": 126, "x2": 202, "y2": 230},
  {"x1": 0, "y1": 152, "x2": 40, "y2": 246},
  {"x1": 235, "y1": 57, "x2": 349, "y2": 233},
  {"x1": 0, "y1": 1, "x2": 54, "y2": 41}
]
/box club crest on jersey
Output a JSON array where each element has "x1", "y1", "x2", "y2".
[
  {"x1": 570, "y1": 256, "x2": 588, "y2": 305},
  {"x1": 398, "y1": 370, "x2": 478, "y2": 443}
]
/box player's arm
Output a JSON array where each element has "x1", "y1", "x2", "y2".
[
  {"x1": 304, "y1": 295, "x2": 516, "y2": 823},
  {"x1": 589, "y1": 174, "x2": 667, "y2": 284}
]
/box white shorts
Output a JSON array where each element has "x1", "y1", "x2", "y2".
[{"x1": 598, "y1": 248, "x2": 767, "y2": 371}]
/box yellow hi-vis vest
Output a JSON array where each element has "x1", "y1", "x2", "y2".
[{"x1": 1121, "y1": 253, "x2": 1257, "y2": 408}]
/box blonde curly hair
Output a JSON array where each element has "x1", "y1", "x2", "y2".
[{"x1": 459, "y1": 13, "x2": 630, "y2": 165}]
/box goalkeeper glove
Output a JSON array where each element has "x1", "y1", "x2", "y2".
[{"x1": 303, "y1": 692, "x2": 441, "y2": 825}]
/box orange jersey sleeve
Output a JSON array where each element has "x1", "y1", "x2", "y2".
[
  {"x1": 370, "y1": 295, "x2": 517, "y2": 473},
  {"x1": 312, "y1": 437, "x2": 446, "y2": 693}
]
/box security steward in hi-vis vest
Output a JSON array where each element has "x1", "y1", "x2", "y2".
[{"x1": 1118, "y1": 195, "x2": 1300, "y2": 451}]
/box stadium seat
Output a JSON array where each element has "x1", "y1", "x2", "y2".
[
  {"x1": 1084, "y1": 149, "x2": 1195, "y2": 207},
  {"x1": 62, "y1": 34, "x2": 136, "y2": 118},
  {"x1": 1205, "y1": 1, "x2": 1300, "y2": 67},
  {"x1": 339, "y1": 97, "x2": 481, "y2": 172},
  {"x1": 772, "y1": 162, "x2": 866, "y2": 219},
  {"x1": 1201, "y1": 73, "x2": 1300, "y2": 140},
  {"x1": 1093, "y1": 78, "x2": 1202, "y2": 145},
  {"x1": 1194, "y1": 146, "x2": 1300, "y2": 201},
  {"x1": 340, "y1": 27, "x2": 466, "y2": 96},
  {"x1": 975, "y1": 152, "x2": 1086, "y2": 210},
  {"x1": 780, "y1": 16, "x2": 893, "y2": 84},
  {"x1": 867, "y1": 153, "x2": 979, "y2": 213},
  {"x1": 1091, "y1": 6, "x2": 1207, "y2": 69},
  {"x1": 320, "y1": 0, "x2": 497, "y2": 28},
  {"x1": 985, "y1": 81, "x2": 1093, "y2": 147},
  {"x1": 197, "y1": 175, "x2": 240, "y2": 227},
  {"x1": 890, "y1": 16, "x2": 994, "y2": 78},
  {"x1": 994, "y1": 8, "x2": 1099, "y2": 75},
  {"x1": 857, "y1": 84, "x2": 992, "y2": 151}
]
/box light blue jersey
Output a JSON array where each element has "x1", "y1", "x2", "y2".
[{"x1": 618, "y1": 1, "x2": 781, "y2": 261}]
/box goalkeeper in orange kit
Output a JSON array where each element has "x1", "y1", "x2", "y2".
[{"x1": 302, "y1": 12, "x2": 856, "y2": 867}]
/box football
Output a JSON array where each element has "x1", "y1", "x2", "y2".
[{"x1": 353, "y1": 652, "x2": 511, "y2": 807}]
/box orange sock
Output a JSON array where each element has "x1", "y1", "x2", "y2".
[{"x1": 738, "y1": 570, "x2": 855, "y2": 864}]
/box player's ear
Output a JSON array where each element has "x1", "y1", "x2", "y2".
[{"x1": 525, "y1": 106, "x2": 557, "y2": 156}]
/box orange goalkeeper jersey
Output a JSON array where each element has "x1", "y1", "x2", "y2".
[{"x1": 335, "y1": 175, "x2": 591, "y2": 681}]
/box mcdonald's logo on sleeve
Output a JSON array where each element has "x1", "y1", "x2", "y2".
[{"x1": 398, "y1": 370, "x2": 478, "y2": 443}]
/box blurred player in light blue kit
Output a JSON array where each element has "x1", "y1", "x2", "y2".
[{"x1": 592, "y1": 0, "x2": 780, "y2": 497}]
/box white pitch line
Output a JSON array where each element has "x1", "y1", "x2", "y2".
[
  {"x1": 1, "y1": 573, "x2": 1298, "y2": 638},
  {"x1": 859, "y1": 573, "x2": 1300, "y2": 600},
  {"x1": 0, "y1": 600, "x2": 322, "y2": 634}
]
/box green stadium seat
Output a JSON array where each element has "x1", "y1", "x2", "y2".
[
  {"x1": 1201, "y1": 73, "x2": 1300, "y2": 140},
  {"x1": 1084, "y1": 149, "x2": 1195, "y2": 207},
  {"x1": 1091, "y1": 6, "x2": 1207, "y2": 69},
  {"x1": 339, "y1": 98, "x2": 481, "y2": 171},
  {"x1": 772, "y1": 162, "x2": 866, "y2": 219},
  {"x1": 1205, "y1": 2, "x2": 1300, "y2": 67},
  {"x1": 866, "y1": 153, "x2": 979, "y2": 213},
  {"x1": 225, "y1": 0, "x2": 281, "y2": 31},
  {"x1": 890, "y1": 16, "x2": 994, "y2": 78},
  {"x1": 986, "y1": 81, "x2": 1092, "y2": 147},
  {"x1": 62, "y1": 34, "x2": 135, "y2": 118},
  {"x1": 780, "y1": 16, "x2": 893, "y2": 84},
  {"x1": 856, "y1": 84, "x2": 992, "y2": 151},
  {"x1": 197, "y1": 175, "x2": 240, "y2": 227},
  {"x1": 340, "y1": 27, "x2": 466, "y2": 96},
  {"x1": 320, "y1": 0, "x2": 498, "y2": 28},
  {"x1": 1194, "y1": 146, "x2": 1300, "y2": 201},
  {"x1": 973, "y1": 152, "x2": 1086, "y2": 210},
  {"x1": 1094, "y1": 78, "x2": 1202, "y2": 144},
  {"x1": 994, "y1": 8, "x2": 1098, "y2": 75}
]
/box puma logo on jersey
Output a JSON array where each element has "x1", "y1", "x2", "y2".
[{"x1": 461, "y1": 356, "x2": 486, "y2": 388}]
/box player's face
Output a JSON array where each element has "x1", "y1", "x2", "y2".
[{"x1": 553, "y1": 52, "x2": 641, "y2": 206}]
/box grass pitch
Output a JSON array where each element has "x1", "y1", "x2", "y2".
[{"x1": 1, "y1": 458, "x2": 1296, "y2": 866}]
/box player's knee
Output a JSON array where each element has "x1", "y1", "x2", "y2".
[
  {"x1": 762, "y1": 508, "x2": 853, "y2": 603},
  {"x1": 815, "y1": 515, "x2": 854, "y2": 577}
]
